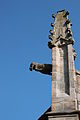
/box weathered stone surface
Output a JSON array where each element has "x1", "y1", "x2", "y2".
[
  {"x1": 50, "y1": 10, "x2": 77, "y2": 113},
  {"x1": 30, "y1": 9, "x2": 80, "y2": 120},
  {"x1": 29, "y1": 62, "x2": 52, "y2": 75}
]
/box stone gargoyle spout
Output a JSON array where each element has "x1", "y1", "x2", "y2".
[{"x1": 29, "y1": 62, "x2": 52, "y2": 75}]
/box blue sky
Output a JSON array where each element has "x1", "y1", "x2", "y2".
[{"x1": 0, "y1": 0, "x2": 80, "y2": 120}]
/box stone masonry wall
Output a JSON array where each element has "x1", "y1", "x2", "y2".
[{"x1": 76, "y1": 70, "x2": 80, "y2": 110}]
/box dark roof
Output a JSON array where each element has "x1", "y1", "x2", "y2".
[{"x1": 38, "y1": 107, "x2": 51, "y2": 120}]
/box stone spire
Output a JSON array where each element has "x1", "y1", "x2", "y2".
[{"x1": 48, "y1": 9, "x2": 77, "y2": 112}]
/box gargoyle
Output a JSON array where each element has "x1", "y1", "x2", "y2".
[{"x1": 29, "y1": 62, "x2": 52, "y2": 75}]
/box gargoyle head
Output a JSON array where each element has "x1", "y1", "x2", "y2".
[{"x1": 29, "y1": 62, "x2": 36, "y2": 71}]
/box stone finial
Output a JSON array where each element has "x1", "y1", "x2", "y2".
[{"x1": 48, "y1": 10, "x2": 74, "y2": 49}]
